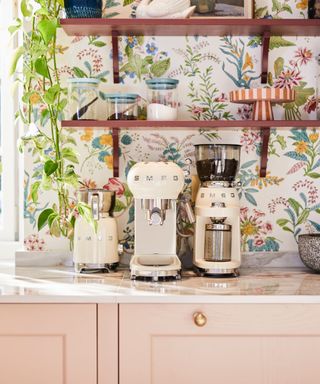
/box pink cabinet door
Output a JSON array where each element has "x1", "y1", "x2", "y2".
[
  {"x1": 120, "y1": 303, "x2": 320, "y2": 384},
  {"x1": 0, "y1": 304, "x2": 96, "y2": 384}
]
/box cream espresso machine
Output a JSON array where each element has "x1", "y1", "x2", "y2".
[
  {"x1": 73, "y1": 189, "x2": 119, "y2": 273},
  {"x1": 193, "y1": 144, "x2": 241, "y2": 277},
  {"x1": 127, "y1": 161, "x2": 184, "y2": 281}
]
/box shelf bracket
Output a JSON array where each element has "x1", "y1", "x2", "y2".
[
  {"x1": 260, "y1": 127, "x2": 270, "y2": 178},
  {"x1": 261, "y1": 32, "x2": 270, "y2": 84},
  {"x1": 112, "y1": 32, "x2": 120, "y2": 84},
  {"x1": 112, "y1": 127, "x2": 120, "y2": 178}
]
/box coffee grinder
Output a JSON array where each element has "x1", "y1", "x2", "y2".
[
  {"x1": 193, "y1": 144, "x2": 241, "y2": 276},
  {"x1": 127, "y1": 161, "x2": 185, "y2": 281}
]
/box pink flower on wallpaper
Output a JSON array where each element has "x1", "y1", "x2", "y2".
[
  {"x1": 240, "y1": 207, "x2": 278, "y2": 252},
  {"x1": 253, "y1": 238, "x2": 264, "y2": 247},
  {"x1": 24, "y1": 234, "x2": 46, "y2": 251},
  {"x1": 191, "y1": 105, "x2": 205, "y2": 116},
  {"x1": 274, "y1": 69, "x2": 302, "y2": 89},
  {"x1": 287, "y1": 161, "x2": 305, "y2": 175},
  {"x1": 237, "y1": 104, "x2": 252, "y2": 120},
  {"x1": 268, "y1": 197, "x2": 289, "y2": 214},
  {"x1": 80, "y1": 179, "x2": 97, "y2": 189},
  {"x1": 76, "y1": 48, "x2": 103, "y2": 73},
  {"x1": 214, "y1": 93, "x2": 227, "y2": 102},
  {"x1": 71, "y1": 36, "x2": 84, "y2": 44},
  {"x1": 304, "y1": 96, "x2": 317, "y2": 113},
  {"x1": 293, "y1": 180, "x2": 319, "y2": 204},
  {"x1": 58, "y1": 65, "x2": 73, "y2": 77},
  {"x1": 103, "y1": 178, "x2": 125, "y2": 197},
  {"x1": 240, "y1": 129, "x2": 261, "y2": 153},
  {"x1": 294, "y1": 48, "x2": 313, "y2": 66}
]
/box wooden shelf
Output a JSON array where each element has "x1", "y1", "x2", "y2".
[
  {"x1": 60, "y1": 18, "x2": 320, "y2": 177},
  {"x1": 60, "y1": 18, "x2": 320, "y2": 37},
  {"x1": 62, "y1": 120, "x2": 320, "y2": 129}
]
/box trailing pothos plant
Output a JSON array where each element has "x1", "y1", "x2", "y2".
[{"x1": 10, "y1": 0, "x2": 95, "y2": 246}]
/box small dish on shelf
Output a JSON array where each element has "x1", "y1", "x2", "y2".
[{"x1": 229, "y1": 87, "x2": 295, "y2": 120}]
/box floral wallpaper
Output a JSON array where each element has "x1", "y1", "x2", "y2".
[{"x1": 23, "y1": 0, "x2": 320, "y2": 265}]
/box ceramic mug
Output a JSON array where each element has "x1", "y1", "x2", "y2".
[{"x1": 64, "y1": 0, "x2": 102, "y2": 18}]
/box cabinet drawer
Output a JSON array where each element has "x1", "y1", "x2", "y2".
[{"x1": 120, "y1": 304, "x2": 320, "y2": 384}]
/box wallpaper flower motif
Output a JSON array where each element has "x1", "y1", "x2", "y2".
[
  {"x1": 240, "y1": 207, "x2": 280, "y2": 252},
  {"x1": 22, "y1": 4, "x2": 320, "y2": 264},
  {"x1": 269, "y1": 180, "x2": 320, "y2": 240}
]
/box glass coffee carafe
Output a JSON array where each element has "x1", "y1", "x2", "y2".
[{"x1": 194, "y1": 144, "x2": 241, "y2": 183}]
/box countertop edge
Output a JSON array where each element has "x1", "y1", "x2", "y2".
[{"x1": 1, "y1": 295, "x2": 320, "y2": 304}]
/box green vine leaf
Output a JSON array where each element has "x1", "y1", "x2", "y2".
[
  {"x1": 43, "y1": 85, "x2": 60, "y2": 105},
  {"x1": 21, "y1": 0, "x2": 33, "y2": 17},
  {"x1": 61, "y1": 147, "x2": 79, "y2": 164},
  {"x1": 31, "y1": 181, "x2": 41, "y2": 203},
  {"x1": 37, "y1": 19, "x2": 57, "y2": 44},
  {"x1": 44, "y1": 159, "x2": 58, "y2": 176},
  {"x1": 35, "y1": 57, "x2": 50, "y2": 79},
  {"x1": 10, "y1": 47, "x2": 25, "y2": 75},
  {"x1": 38, "y1": 208, "x2": 54, "y2": 231}
]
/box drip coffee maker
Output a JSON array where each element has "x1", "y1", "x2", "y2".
[
  {"x1": 127, "y1": 161, "x2": 184, "y2": 281},
  {"x1": 193, "y1": 144, "x2": 241, "y2": 276}
]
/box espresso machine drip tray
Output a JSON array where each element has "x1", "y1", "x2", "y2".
[
  {"x1": 75, "y1": 262, "x2": 119, "y2": 274},
  {"x1": 130, "y1": 255, "x2": 182, "y2": 282},
  {"x1": 137, "y1": 255, "x2": 174, "y2": 267}
]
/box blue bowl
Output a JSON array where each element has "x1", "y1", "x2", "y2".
[{"x1": 64, "y1": 0, "x2": 102, "y2": 18}]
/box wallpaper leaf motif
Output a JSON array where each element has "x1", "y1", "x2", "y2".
[{"x1": 23, "y1": 12, "x2": 320, "y2": 259}]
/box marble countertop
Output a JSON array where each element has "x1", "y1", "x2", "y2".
[{"x1": 1, "y1": 259, "x2": 320, "y2": 303}]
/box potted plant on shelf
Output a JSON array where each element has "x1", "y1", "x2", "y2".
[{"x1": 10, "y1": 0, "x2": 95, "y2": 252}]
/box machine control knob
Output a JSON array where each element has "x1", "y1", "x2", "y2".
[{"x1": 193, "y1": 312, "x2": 207, "y2": 327}]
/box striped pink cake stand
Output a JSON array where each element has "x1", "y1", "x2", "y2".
[{"x1": 229, "y1": 88, "x2": 296, "y2": 120}]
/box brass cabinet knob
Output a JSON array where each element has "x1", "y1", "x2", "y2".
[{"x1": 193, "y1": 312, "x2": 207, "y2": 327}]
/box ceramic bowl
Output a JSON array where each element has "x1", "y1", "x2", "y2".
[{"x1": 298, "y1": 234, "x2": 320, "y2": 272}]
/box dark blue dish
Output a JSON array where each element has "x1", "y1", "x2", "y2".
[{"x1": 64, "y1": 0, "x2": 102, "y2": 18}]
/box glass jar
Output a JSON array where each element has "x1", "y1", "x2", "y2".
[
  {"x1": 67, "y1": 78, "x2": 99, "y2": 120},
  {"x1": 146, "y1": 78, "x2": 179, "y2": 121},
  {"x1": 191, "y1": 0, "x2": 215, "y2": 14},
  {"x1": 105, "y1": 94, "x2": 139, "y2": 120}
]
